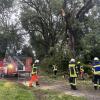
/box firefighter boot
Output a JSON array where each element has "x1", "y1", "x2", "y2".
[
  {"x1": 94, "y1": 86, "x2": 98, "y2": 90},
  {"x1": 73, "y1": 86, "x2": 77, "y2": 90},
  {"x1": 71, "y1": 85, "x2": 73, "y2": 89},
  {"x1": 71, "y1": 85, "x2": 76, "y2": 90},
  {"x1": 36, "y1": 81, "x2": 40, "y2": 86}
]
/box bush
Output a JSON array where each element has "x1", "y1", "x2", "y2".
[
  {"x1": 83, "y1": 64, "x2": 92, "y2": 75},
  {"x1": 40, "y1": 54, "x2": 70, "y2": 74}
]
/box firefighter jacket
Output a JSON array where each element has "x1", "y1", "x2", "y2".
[
  {"x1": 69, "y1": 63, "x2": 77, "y2": 77},
  {"x1": 53, "y1": 65, "x2": 57, "y2": 71},
  {"x1": 80, "y1": 66, "x2": 84, "y2": 72},
  {"x1": 92, "y1": 61, "x2": 100, "y2": 75},
  {"x1": 31, "y1": 65, "x2": 38, "y2": 75}
]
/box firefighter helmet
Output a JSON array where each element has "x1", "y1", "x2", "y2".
[
  {"x1": 35, "y1": 59, "x2": 39, "y2": 63},
  {"x1": 77, "y1": 61, "x2": 81, "y2": 64},
  {"x1": 94, "y1": 57, "x2": 99, "y2": 61},
  {"x1": 70, "y1": 58, "x2": 75, "y2": 63}
]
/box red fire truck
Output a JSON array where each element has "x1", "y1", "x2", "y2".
[
  {"x1": 0, "y1": 56, "x2": 32, "y2": 76},
  {"x1": 0, "y1": 59, "x2": 4, "y2": 77}
]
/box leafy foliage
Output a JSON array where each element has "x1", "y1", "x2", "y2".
[
  {"x1": 0, "y1": 0, "x2": 99, "y2": 73},
  {"x1": 21, "y1": 0, "x2": 65, "y2": 58},
  {"x1": 0, "y1": 0, "x2": 23, "y2": 58}
]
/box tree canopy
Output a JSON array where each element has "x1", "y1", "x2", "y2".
[{"x1": 0, "y1": 0, "x2": 99, "y2": 65}]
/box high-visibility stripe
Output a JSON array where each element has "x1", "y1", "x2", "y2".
[
  {"x1": 53, "y1": 69, "x2": 57, "y2": 71},
  {"x1": 70, "y1": 83, "x2": 76, "y2": 86},
  {"x1": 70, "y1": 83, "x2": 76, "y2": 85},
  {"x1": 33, "y1": 67, "x2": 37, "y2": 68},
  {"x1": 70, "y1": 78, "x2": 76, "y2": 86},
  {"x1": 69, "y1": 69, "x2": 77, "y2": 77},
  {"x1": 69, "y1": 64, "x2": 75, "y2": 67},
  {"x1": 94, "y1": 84, "x2": 98, "y2": 86},
  {"x1": 94, "y1": 71, "x2": 100, "y2": 75},
  {"x1": 93, "y1": 65, "x2": 100, "y2": 67},
  {"x1": 69, "y1": 64, "x2": 77, "y2": 77},
  {"x1": 31, "y1": 72, "x2": 37, "y2": 74},
  {"x1": 70, "y1": 75, "x2": 77, "y2": 77},
  {"x1": 93, "y1": 64, "x2": 100, "y2": 75},
  {"x1": 98, "y1": 85, "x2": 100, "y2": 87},
  {"x1": 53, "y1": 66, "x2": 57, "y2": 70}
]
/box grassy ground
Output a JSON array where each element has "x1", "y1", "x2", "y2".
[
  {"x1": 0, "y1": 80, "x2": 35, "y2": 100},
  {"x1": 0, "y1": 79, "x2": 86, "y2": 100}
]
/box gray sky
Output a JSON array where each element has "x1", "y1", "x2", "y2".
[{"x1": 10, "y1": 0, "x2": 30, "y2": 47}]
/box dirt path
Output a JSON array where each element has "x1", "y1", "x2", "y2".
[
  {"x1": 37, "y1": 76, "x2": 100, "y2": 100},
  {"x1": 2, "y1": 75, "x2": 100, "y2": 100}
]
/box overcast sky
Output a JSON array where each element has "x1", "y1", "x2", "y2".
[{"x1": 10, "y1": 0, "x2": 30, "y2": 47}]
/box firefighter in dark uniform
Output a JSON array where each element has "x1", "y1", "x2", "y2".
[
  {"x1": 92, "y1": 57, "x2": 100, "y2": 90},
  {"x1": 77, "y1": 61, "x2": 81, "y2": 77},
  {"x1": 69, "y1": 58, "x2": 77, "y2": 90},
  {"x1": 53, "y1": 64, "x2": 57, "y2": 76}
]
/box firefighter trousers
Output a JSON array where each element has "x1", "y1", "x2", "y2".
[
  {"x1": 69, "y1": 77, "x2": 77, "y2": 90},
  {"x1": 93, "y1": 75, "x2": 100, "y2": 89}
]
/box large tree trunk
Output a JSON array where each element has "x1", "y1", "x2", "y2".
[
  {"x1": 62, "y1": 0, "x2": 95, "y2": 57},
  {"x1": 69, "y1": 33, "x2": 75, "y2": 57}
]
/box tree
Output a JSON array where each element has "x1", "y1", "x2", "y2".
[
  {"x1": 0, "y1": 0, "x2": 14, "y2": 57},
  {"x1": 0, "y1": 0, "x2": 23, "y2": 57},
  {"x1": 20, "y1": 0, "x2": 100, "y2": 65},
  {"x1": 21, "y1": 0, "x2": 65, "y2": 58},
  {"x1": 80, "y1": 6, "x2": 100, "y2": 62},
  {"x1": 61, "y1": 0, "x2": 96, "y2": 57},
  {"x1": 22, "y1": 45, "x2": 34, "y2": 58}
]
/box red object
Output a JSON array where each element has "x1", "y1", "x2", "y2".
[
  {"x1": 25, "y1": 57, "x2": 32, "y2": 72},
  {"x1": 0, "y1": 57, "x2": 33, "y2": 75},
  {"x1": 7, "y1": 62, "x2": 17, "y2": 75},
  {"x1": 0, "y1": 60, "x2": 3, "y2": 67},
  {"x1": 0, "y1": 60, "x2": 4, "y2": 73},
  {"x1": 31, "y1": 75, "x2": 39, "y2": 81},
  {"x1": 29, "y1": 75, "x2": 39, "y2": 87}
]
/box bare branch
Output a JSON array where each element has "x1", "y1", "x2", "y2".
[{"x1": 76, "y1": 0, "x2": 95, "y2": 21}]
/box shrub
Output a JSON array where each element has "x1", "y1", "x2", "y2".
[{"x1": 83, "y1": 64, "x2": 92, "y2": 75}]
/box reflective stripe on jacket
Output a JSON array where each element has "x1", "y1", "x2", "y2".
[
  {"x1": 93, "y1": 64, "x2": 100, "y2": 75},
  {"x1": 69, "y1": 64, "x2": 77, "y2": 77},
  {"x1": 31, "y1": 66, "x2": 37, "y2": 75},
  {"x1": 53, "y1": 65, "x2": 57, "y2": 71}
]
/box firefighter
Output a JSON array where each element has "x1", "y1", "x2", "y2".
[
  {"x1": 77, "y1": 61, "x2": 84, "y2": 80},
  {"x1": 29, "y1": 60, "x2": 39, "y2": 87},
  {"x1": 68, "y1": 58, "x2": 77, "y2": 90},
  {"x1": 92, "y1": 57, "x2": 100, "y2": 90},
  {"x1": 80, "y1": 66, "x2": 84, "y2": 80},
  {"x1": 53, "y1": 64, "x2": 57, "y2": 76},
  {"x1": 77, "y1": 61, "x2": 81, "y2": 76}
]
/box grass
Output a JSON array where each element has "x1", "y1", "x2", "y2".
[
  {"x1": 0, "y1": 79, "x2": 87, "y2": 100},
  {"x1": 0, "y1": 80, "x2": 35, "y2": 100}
]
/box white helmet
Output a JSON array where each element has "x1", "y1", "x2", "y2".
[
  {"x1": 94, "y1": 57, "x2": 99, "y2": 61},
  {"x1": 70, "y1": 58, "x2": 75, "y2": 63},
  {"x1": 35, "y1": 59, "x2": 39, "y2": 63}
]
